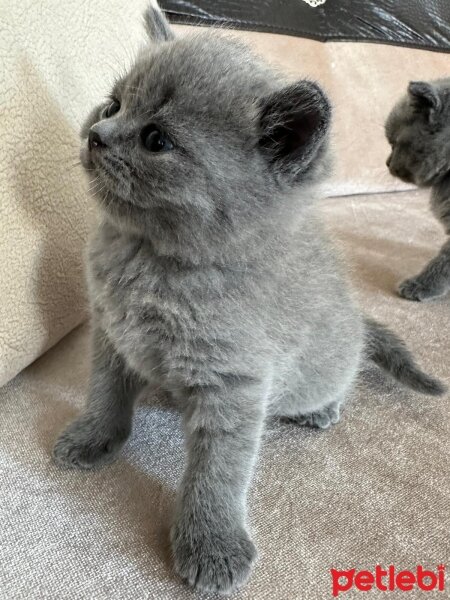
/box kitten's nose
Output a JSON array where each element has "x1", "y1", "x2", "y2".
[{"x1": 88, "y1": 129, "x2": 107, "y2": 151}]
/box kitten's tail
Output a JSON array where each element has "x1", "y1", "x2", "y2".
[{"x1": 364, "y1": 317, "x2": 447, "y2": 396}]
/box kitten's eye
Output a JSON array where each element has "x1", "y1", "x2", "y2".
[
  {"x1": 141, "y1": 125, "x2": 174, "y2": 152},
  {"x1": 103, "y1": 99, "x2": 120, "y2": 119}
]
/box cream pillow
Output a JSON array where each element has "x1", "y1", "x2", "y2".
[{"x1": 0, "y1": 0, "x2": 148, "y2": 385}]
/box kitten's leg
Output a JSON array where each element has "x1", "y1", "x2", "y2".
[
  {"x1": 285, "y1": 399, "x2": 342, "y2": 429},
  {"x1": 399, "y1": 238, "x2": 450, "y2": 301},
  {"x1": 53, "y1": 327, "x2": 143, "y2": 469},
  {"x1": 171, "y1": 381, "x2": 266, "y2": 594}
]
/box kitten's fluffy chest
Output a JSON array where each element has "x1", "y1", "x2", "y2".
[{"x1": 87, "y1": 222, "x2": 204, "y2": 379}]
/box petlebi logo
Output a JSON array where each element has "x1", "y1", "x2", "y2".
[{"x1": 331, "y1": 565, "x2": 446, "y2": 596}]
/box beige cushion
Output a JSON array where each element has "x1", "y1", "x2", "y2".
[
  {"x1": 1, "y1": 189, "x2": 448, "y2": 598},
  {"x1": 0, "y1": 0, "x2": 148, "y2": 386}
]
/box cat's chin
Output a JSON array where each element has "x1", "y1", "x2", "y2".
[
  {"x1": 97, "y1": 196, "x2": 146, "y2": 236},
  {"x1": 104, "y1": 213, "x2": 147, "y2": 239}
]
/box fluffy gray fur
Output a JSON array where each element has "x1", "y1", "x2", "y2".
[
  {"x1": 54, "y1": 5, "x2": 445, "y2": 594},
  {"x1": 386, "y1": 78, "x2": 450, "y2": 301}
]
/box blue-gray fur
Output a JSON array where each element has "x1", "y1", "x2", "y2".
[
  {"x1": 364, "y1": 318, "x2": 445, "y2": 395},
  {"x1": 143, "y1": 3, "x2": 174, "y2": 42},
  {"x1": 385, "y1": 79, "x2": 450, "y2": 301},
  {"x1": 54, "y1": 5, "x2": 446, "y2": 594}
]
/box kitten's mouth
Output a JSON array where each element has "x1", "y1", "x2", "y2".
[
  {"x1": 80, "y1": 141, "x2": 94, "y2": 171},
  {"x1": 389, "y1": 166, "x2": 414, "y2": 184},
  {"x1": 81, "y1": 139, "x2": 133, "y2": 201}
]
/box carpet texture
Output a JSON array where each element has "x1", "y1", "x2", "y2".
[{"x1": 1, "y1": 190, "x2": 448, "y2": 599}]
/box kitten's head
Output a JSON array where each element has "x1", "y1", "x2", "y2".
[
  {"x1": 81, "y1": 4, "x2": 331, "y2": 256},
  {"x1": 385, "y1": 79, "x2": 450, "y2": 187}
]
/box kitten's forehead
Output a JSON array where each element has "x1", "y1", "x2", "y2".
[
  {"x1": 386, "y1": 97, "x2": 415, "y2": 136},
  {"x1": 121, "y1": 33, "x2": 274, "y2": 115}
]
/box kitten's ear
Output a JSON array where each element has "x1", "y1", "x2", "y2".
[
  {"x1": 144, "y1": 2, "x2": 174, "y2": 43},
  {"x1": 408, "y1": 81, "x2": 441, "y2": 116},
  {"x1": 258, "y1": 81, "x2": 331, "y2": 181}
]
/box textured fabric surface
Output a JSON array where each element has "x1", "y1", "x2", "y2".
[
  {"x1": 0, "y1": 0, "x2": 148, "y2": 386},
  {"x1": 1, "y1": 190, "x2": 449, "y2": 599},
  {"x1": 1, "y1": 2, "x2": 449, "y2": 387}
]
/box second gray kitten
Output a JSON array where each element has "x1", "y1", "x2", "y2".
[
  {"x1": 386, "y1": 78, "x2": 450, "y2": 301},
  {"x1": 54, "y1": 5, "x2": 445, "y2": 595}
]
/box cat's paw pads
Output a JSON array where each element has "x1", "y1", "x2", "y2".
[
  {"x1": 171, "y1": 524, "x2": 256, "y2": 594},
  {"x1": 398, "y1": 276, "x2": 443, "y2": 302},
  {"x1": 53, "y1": 416, "x2": 129, "y2": 469},
  {"x1": 290, "y1": 400, "x2": 341, "y2": 429}
]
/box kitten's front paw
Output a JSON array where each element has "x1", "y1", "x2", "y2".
[
  {"x1": 398, "y1": 276, "x2": 444, "y2": 302},
  {"x1": 53, "y1": 415, "x2": 129, "y2": 469},
  {"x1": 286, "y1": 400, "x2": 342, "y2": 429},
  {"x1": 171, "y1": 522, "x2": 256, "y2": 595}
]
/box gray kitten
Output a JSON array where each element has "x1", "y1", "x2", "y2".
[
  {"x1": 54, "y1": 5, "x2": 445, "y2": 595},
  {"x1": 386, "y1": 79, "x2": 450, "y2": 301}
]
